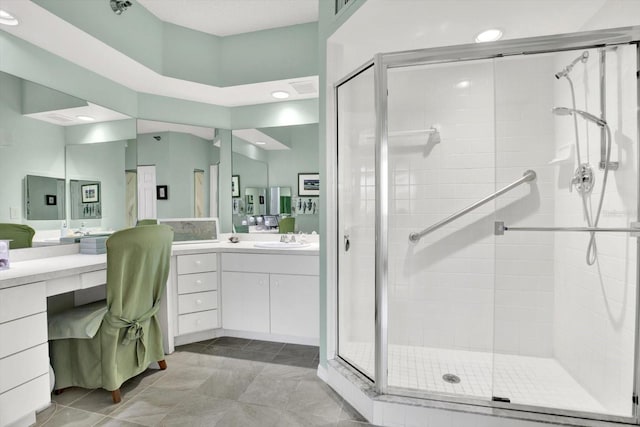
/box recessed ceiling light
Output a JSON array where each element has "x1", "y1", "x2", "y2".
[
  {"x1": 255, "y1": 141, "x2": 266, "y2": 145},
  {"x1": 0, "y1": 9, "x2": 19, "y2": 26},
  {"x1": 455, "y1": 80, "x2": 471, "y2": 89},
  {"x1": 76, "y1": 115, "x2": 95, "y2": 122},
  {"x1": 271, "y1": 91, "x2": 290, "y2": 99},
  {"x1": 475, "y1": 28, "x2": 503, "y2": 43}
]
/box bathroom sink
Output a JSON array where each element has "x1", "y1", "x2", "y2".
[{"x1": 253, "y1": 241, "x2": 310, "y2": 249}]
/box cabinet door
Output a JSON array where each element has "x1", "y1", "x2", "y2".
[
  {"x1": 221, "y1": 272, "x2": 269, "y2": 333},
  {"x1": 270, "y1": 274, "x2": 319, "y2": 339}
]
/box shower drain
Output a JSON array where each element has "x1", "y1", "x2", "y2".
[{"x1": 442, "y1": 373, "x2": 461, "y2": 384}]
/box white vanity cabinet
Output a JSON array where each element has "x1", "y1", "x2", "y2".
[
  {"x1": 0, "y1": 282, "x2": 50, "y2": 427},
  {"x1": 175, "y1": 253, "x2": 219, "y2": 336},
  {"x1": 220, "y1": 272, "x2": 270, "y2": 333},
  {"x1": 269, "y1": 273, "x2": 319, "y2": 338},
  {"x1": 221, "y1": 252, "x2": 319, "y2": 344}
]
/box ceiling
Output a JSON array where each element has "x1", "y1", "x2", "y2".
[
  {"x1": 0, "y1": 0, "x2": 319, "y2": 109},
  {"x1": 138, "y1": 0, "x2": 318, "y2": 36},
  {"x1": 0, "y1": 0, "x2": 320, "y2": 144},
  {"x1": 328, "y1": 0, "x2": 639, "y2": 78}
]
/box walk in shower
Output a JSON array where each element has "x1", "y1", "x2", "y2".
[{"x1": 336, "y1": 28, "x2": 640, "y2": 424}]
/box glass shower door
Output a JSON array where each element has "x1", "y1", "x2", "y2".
[
  {"x1": 384, "y1": 59, "x2": 497, "y2": 400},
  {"x1": 336, "y1": 65, "x2": 377, "y2": 379},
  {"x1": 491, "y1": 46, "x2": 639, "y2": 419}
]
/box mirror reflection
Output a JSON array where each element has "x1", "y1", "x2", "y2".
[
  {"x1": 0, "y1": 70, "x2": 135, "y2": 246},
  {"x1": 135, "y1": 120, "x2": 220, "y2": 221},
  {"x1": 69, "y1": 179, "x2": 101, "y2": 220},
  {"x1": 25, "y1": 175, "x2": 66, "y2": 220},
  {"x1": 231, "y1": 123, "x2": 319, "y2": 234}
]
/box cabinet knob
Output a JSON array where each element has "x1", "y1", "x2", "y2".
[
  {"x1": 196, "y1": 299, "x2": 202, "y2": 305},
  {"x1": 195, "y1": 260, "x2": 202, "y2": 265},
  {"x1": 196, "y1": 280, "x2": 202, "y2": 285}
]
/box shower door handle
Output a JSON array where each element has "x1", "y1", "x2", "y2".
[{"x1": 344, "y1": 234, "x2": 350, "y2": 252}]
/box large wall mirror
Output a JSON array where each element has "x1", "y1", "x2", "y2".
[
  {"x1": 1, "y1": 67, "x2": 317, "y2": 243},
  {"x1": 231, "y1": 123, "x2": 319, "y2": 234}
]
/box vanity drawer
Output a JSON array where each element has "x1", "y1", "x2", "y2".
[
  {"x1": 0, "y1": 374, "x2": 50, "y2": 427},
  {"x1": 178, "y1": 291, "x2": 217, "y2": 314},
  {"x1": 178, "y1": 310, "x2": 219, "y2": 335},
  {"x1": 0, "y1": 282, "x2": 46, "y2": 324},
  {"x1": 81, "y1": 269, "x2": 107, "y2": 288},
  {"x1": 177, "y1": 272, "x2": 217, "y2": 294},
  {"x1": 177, "y1": 253, "x2": 217, "y2": 275},
  {"x1": 0, "y1": 312, "x2": 47, "y2": 359},
  {"x1": 0, "y1": 343, "x2": 48, "y2": 394},
  {"x1": 222, "y1": 253, "x2": 319, "y2": 275}
]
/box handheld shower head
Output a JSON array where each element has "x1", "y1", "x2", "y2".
[
  {"x1": 552, "y1": 106, "x2": 607, "y2": 127},
  {"x1": 554, "y1": 51, "x2": 589, "y2": 79}
]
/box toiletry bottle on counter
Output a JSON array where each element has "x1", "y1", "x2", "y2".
[
  {"x1": 60, "y1": 221, "x2": 68, "y2": 237},
  {"x1": 0, "y1": 240, "x2": 9, "y2": 270}
]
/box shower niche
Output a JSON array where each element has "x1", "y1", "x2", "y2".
[{"x1": 336, "y1": 33, "x2": 639, "y2": 425}]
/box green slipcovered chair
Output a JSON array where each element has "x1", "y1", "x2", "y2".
[
  {"x1": 48, "y1": 225, "x2": 173, "y2": 403},
  {"x1": 136, "y1": 219, "x2": 158, "y2": 226},
  {"x1": 278, "y1": 217, "x2": 295, "y2": 234},
  {"x1": 0, "y1": 223, "x2": 35, "y2": 249}
]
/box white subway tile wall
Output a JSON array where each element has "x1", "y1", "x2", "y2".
[{"x1": 551, "y1": 45, "x2": 638, "y2": 416}]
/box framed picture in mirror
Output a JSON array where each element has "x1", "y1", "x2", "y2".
[
  {"x1": 81, "y1": 184, "x2": 99, "y2": 203},
  {"x1": 232, "y1": 175, "x2": 240, "y2": 197},
  {"x1": 157, "y1": 185, "x2": 169, "y2": 200},
  {"x1": 45, "y1": 195, "x2": 57, "y2": 206},
  {"x1": 298, "y1": 173, "x2": 319, "y2": 196}
]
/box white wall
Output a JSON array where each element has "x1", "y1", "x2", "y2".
[{"x1": 552, "y1": 44, "x2": 638, "y2": 416}]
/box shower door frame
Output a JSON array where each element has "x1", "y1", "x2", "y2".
[{"x1": 335, "y1": 25, "x2": 640, "y2": 426}]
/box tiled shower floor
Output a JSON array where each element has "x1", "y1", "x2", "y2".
[{"x1": 341, "y1": 342, "x2": 606, "y2": 414}]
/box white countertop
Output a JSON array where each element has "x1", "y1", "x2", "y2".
[
  {"x1": 0, "y1": 253, "x2": 107, "y2": 289},
  {"x1": 0, "y1": 237, "x2": 319, "y2": 290}
]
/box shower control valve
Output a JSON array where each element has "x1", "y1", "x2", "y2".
[{"x1": 571, "y1": 164, "x2": 595, "y2": 194}]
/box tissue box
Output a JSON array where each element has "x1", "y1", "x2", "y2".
[
  {"x1": 0, "y1": 240, "x2": 10, "y2": 270},
  {"x1": 80, "y1": 236, "x2": 108, "y2": 254}
]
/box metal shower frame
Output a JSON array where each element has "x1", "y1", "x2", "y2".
[{"x1": 335, "y1": 25, "x2": 640, "y2": 426}]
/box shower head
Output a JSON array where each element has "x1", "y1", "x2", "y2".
[
  {"x1": 554, "y1": 51, "x2": 589, "y2": 79},
  {"x1": 552, "y1": 106, "x2": 607, "y2": 127}
]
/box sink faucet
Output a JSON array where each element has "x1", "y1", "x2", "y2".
[{"x1": 280, "y1": 234, "x2": 289, "y2": 243}]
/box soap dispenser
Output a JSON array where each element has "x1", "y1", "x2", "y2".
[{"x1": 60, "y1": 221, "x2": 68, "y2": 237}]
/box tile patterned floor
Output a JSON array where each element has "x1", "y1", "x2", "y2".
[
  {"x1": 341, "y1": 342, "x2": 606, "y2": 414},
  {"x1": 36, "y1": 338, "x2": 377, "y2": 427}
]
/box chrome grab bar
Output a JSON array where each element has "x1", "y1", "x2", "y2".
[
  {"x1": 495, "y1": 221, "x2": 640, "y2": 236},
  {"x1": 409, "y1": 170, "x2": 537, "y2": 243}
]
